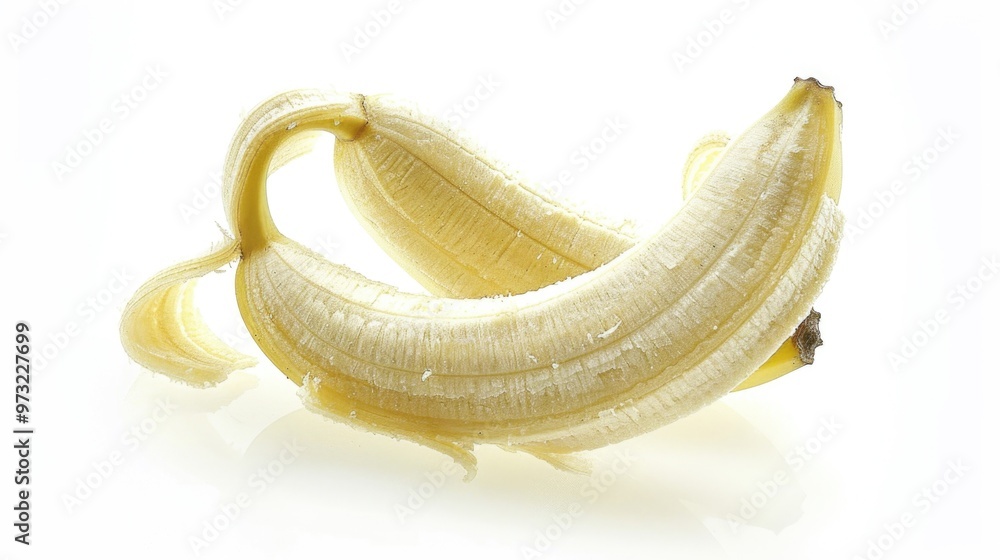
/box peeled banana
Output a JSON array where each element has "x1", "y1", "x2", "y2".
[
  {"x1": 120, "y1": 79, "x2": 844, "y2": 479},
  {"x1": 333, "y1": 110, "x2": 820, "y2": 389}
]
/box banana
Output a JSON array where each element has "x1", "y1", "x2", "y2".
[
  {"x1": 731, "y1": 308, "x2": 822, "y2": 391},
  {"x1": 120, "y1": 79, "x2": 844, "y2": 480},
  {"x1": 332, "y1": 101, "x2": 819, "y2": 388},
  {"x1": 680, "y1": 131, "x2": 730, "y2": 200}
]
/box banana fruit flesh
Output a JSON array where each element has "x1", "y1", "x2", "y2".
[
  {"x1": 334, "y1": 114, "x2": 820, "y2": 389},
  {"x1": 120, "y1": 79, "x2": 844, "y2": 479}
]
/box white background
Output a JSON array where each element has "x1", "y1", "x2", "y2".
[{"x1": 1, "y1": 0, "x2": 995, "y2": 558}]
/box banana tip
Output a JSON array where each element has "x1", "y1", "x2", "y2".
[
  {"x1": 792, "y1": 309, "x2": 823, "y2": 365},
  {"x1": 794, "y1": 77, "x2": 842, "y2": 108}
]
